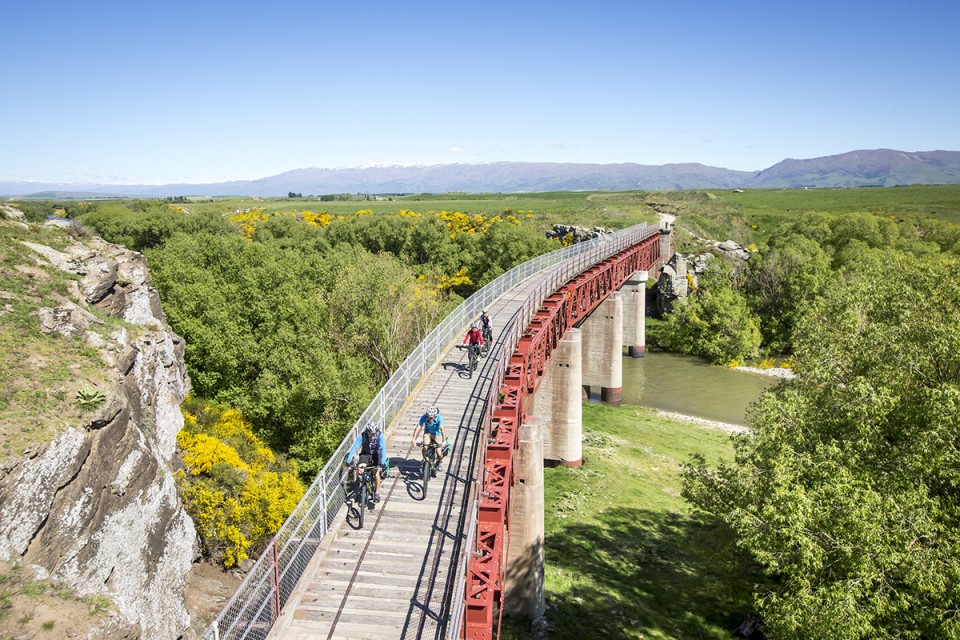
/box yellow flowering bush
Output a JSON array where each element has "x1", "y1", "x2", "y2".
[
  {"x1": 176, "y1": 401, "x2": 305, "y2": 567},
  {"x1": 228, "y1": 208, "x2": 269, "y2": 239},
  {"x1": 437, "y1": 268, "x2": 473, "y2": 291},
  {"x1": 301, "y1": 210, "x2": 333, "y2": 227},
  {"x1": 179, "y1": 432, "x2": 247, "y2": 475}
]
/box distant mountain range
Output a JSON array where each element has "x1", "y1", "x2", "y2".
[{"x1": 3, "y1": 149, "x2": 959, "y2": 198}]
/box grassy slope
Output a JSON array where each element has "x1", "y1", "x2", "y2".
[
  {"x1": 500, "y1": 404, "x2": 756, "y2": 639},
  {"x1": 0, "y1": 221, "x2": 111, "y2": 462}
]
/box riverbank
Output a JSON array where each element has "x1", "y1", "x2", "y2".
[
  {"x1": 734, "y1": 365, "x2": 795, "y2": 379},
  {"x1": 654, "y1": 409, "x2": 751, "y2": 435}
]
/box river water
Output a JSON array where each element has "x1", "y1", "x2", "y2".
[{"x1": 596, "y1": 351, "x2": 780, "y2": 426}]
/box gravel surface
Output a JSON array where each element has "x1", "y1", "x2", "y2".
[{"x1": 655, "y1": 410, "x2": 751, "y2": 435}]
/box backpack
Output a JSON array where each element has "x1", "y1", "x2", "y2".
[{"x1": 361, "y1": 429, "x2": 381, "y2": 463}]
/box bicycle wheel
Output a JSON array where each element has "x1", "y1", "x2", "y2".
[
  {"x1": 359, "y1": 483, "x2": 367, "y2": 528},
  {"x1": 346, "y1": 505, "x2": 361, "y2": 529},
  {"x1": 422, "y1": 455, "x2": 431, "y2": 498},
  {"x1": 470, "y1": 347, "x2": 478, "y2": 371}
]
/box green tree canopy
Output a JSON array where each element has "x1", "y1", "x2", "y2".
[
  {"x1": 683, "y1": 253, "x2": 960, "y2": 639},
  {"x1": 659, "y1": 259, "x2": 762, "y2": 364}
]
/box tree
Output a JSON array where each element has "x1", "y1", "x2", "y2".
[
  {"x1": 683, "y1": 253, "x2": 960, "y2": 639},
  {"x1": 659, "y1": 259, "x2": 762, "y2": 364},
  {"x1": 744, "y1": 233, "x2": 832, "y2": 353}
]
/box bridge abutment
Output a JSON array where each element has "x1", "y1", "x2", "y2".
[
  {"x1": 581, "y1": 291, "x2": 624, "y2": 404},
  {"x1": 504, "y1": 416, "x2": 545, "y2": 619},
  {"x1": 531, "y1": 328, "x2": 583, "y2": 467},
  {"x1": 622, "y1": 270, "x2": 648, "y2": 357}
]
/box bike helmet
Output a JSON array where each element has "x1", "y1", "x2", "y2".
[
  {"x1": 470, "y1": 322, "x2": 478, "y2": 329},
  {"x1": 426, "y1": 406, "x2": 439, "y2": 419},
  {"x1": 364, "y1": 421, "x2": 376, "y2": 437},
  {"x1": 481, "y1": 309, "x2": 488, "y2": 314}
]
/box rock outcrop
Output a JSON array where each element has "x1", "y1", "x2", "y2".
[
  {"x1": 655, "y1": 240, "x2": 753, "y2": 315},
  {"x1": 656, "y1": 253, "x2": 690, "y2": 315},
  {"x1": 545, "y1": 224, "x2": 610, "y2": 243},
  {"x1": 0, "y1": 223, "x2": 197, "y2": 638}
]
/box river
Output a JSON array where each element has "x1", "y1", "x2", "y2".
[{"x1": 590, "y1": 351, "x2": 780, "y2": 426}]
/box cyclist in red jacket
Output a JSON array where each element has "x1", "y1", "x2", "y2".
[{"x1": 463, "y1": 322, "x2": 484, "y2": 351}]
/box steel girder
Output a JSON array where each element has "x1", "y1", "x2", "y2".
[{"x1": 463, "y1": 233, "x2": 661, "y2": 639}]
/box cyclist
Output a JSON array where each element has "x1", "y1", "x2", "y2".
[
  {"x1": 413, "y1": 406, "x2": 447, "y2": 476},
  {"x1": 347, "y1": 422, "x2": 387, "y2": 502},
  {"x1": 463, "y1": 322, "x2": 484, "y2": 362},
  {"x1": 479, "y1": 309, "x2": 493, "y2": 344}
]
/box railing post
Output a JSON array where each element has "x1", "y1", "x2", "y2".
[
  {"x1": 272, "y1": 539, "x2": 281, "y2": 622},
  {"x1": 320, "y1": 476, "x2": 328, "y2": 535}
]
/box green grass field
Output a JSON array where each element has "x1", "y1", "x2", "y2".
[
  {"x1": 178, "y1": 191, "x2": 661, "y2": 231},
  {"x1": 18, "y1": 184, "x2": 960, "y2": 244},
  {"x1": 502, "y1": 404, "x2": 758, "y2": 640},
  {"x1": 635, "y1": 185, "x2": 960, "y2": 250}
]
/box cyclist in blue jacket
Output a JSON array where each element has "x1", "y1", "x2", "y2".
[
  {"x1": 413, "y1": 406, "x2": 447, "y2": 475},
  {"x1": 347, "y1": 422, "x2": 387, "y2": 502}
]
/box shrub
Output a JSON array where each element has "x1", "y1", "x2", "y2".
[{"x1": 176, "y1": 400, "x2": 305, "y2": 567}]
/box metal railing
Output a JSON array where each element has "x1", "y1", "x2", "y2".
[
  {"x1": 445, "y1": 222, "x2": 661, "y2": 637},
  {"x1": 202, "y1": 222, "x2": 660, "y2": 640}
]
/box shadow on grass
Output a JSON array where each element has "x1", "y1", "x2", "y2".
[{"x1": 504, "y1": 507, "x2": 758, "y2": 640}]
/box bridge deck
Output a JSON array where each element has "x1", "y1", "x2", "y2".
[{"x1": 271, "y1": 272, "x2": 545, "y2": 640}]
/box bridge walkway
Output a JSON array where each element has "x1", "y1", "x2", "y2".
[{"x1": 270, "y1": 272, "x2": 544, "y2": 640}]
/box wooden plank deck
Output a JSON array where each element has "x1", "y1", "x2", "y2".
[{"x1": 271, "y1": 273, "x2": 545, "y2": 640}]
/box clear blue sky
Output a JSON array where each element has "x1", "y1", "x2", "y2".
[{"x1": 3, "y1": 0, "x2": 958, "y2": 184}]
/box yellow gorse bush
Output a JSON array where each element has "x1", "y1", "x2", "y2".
[
  {"x1": 178, "y1": 431, "x2": 248, "y2": 475},
  {"x1": 228, "y1": 208, "x2": 269, "y2": 239},
  {"x1": 176, "y1": 402, "x2": 305, "y2": 567},
  {"x1": 437, "y1": 268, "x2": 473, "y2": 291}
]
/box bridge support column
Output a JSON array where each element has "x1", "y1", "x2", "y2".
[
  {"x1": 531, "y1": 329, "x2": 582, "y2": 467},
  {"x1": 622, "y1": 270, "x2": 648, "y2": 357},
  {"x1": 505, "y1": 417, "x2": 545, "y2": 620},
  {"x1": 658, "y1": 226, "x2": 673, "y2": 275},
  {"x1": 581, "y1": 292, "x2": 624, "y2": 404}
]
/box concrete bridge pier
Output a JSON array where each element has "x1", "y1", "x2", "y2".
[
  {"x1": 622, "y1": 270, "x2": 648, "y2": 357},
  {"x1": 530, "y1": 328, "x2": 583, "y2": 467},
  {"x1": 581, "y1": 292, "x2": 624, "y2": 404},
  {"x1": 504, "y1": 416, "x2": 545, "y2": 620},
  {"x1": 658, "y1": 226, "x2": 674, "y2": 275}
]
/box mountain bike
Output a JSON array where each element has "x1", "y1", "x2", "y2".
[
  {"x1": 345, "y1": 461, "x2": 378, "y2": 529},
  {"x1": 481, "y1": 326, "x2": 493, "y2": 356},
  {"x1": 418, "y1": 440, "x2": 441, "y2": 498},
  {"x1": 467, "y1": 342, "x2": 480, "y2": 376}
]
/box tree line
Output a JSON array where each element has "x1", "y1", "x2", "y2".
[
  {"x1": 75, "y1": 200, "x2": 556, "y2": 477},
  {"x1": 656, "y1": 211, "x2": 960, "y2": 363},
  {"x1": 664, "y1": 205, "x2": 960, "y2": 638}
]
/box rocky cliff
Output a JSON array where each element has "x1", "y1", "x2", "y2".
[{"x1": 0, "y1": 207, "x2": 197, "y2": 638}]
